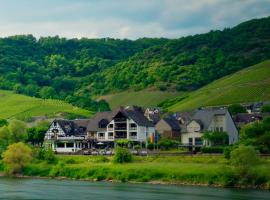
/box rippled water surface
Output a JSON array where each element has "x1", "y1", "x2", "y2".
[{"x1": 0, "y1": 177, "x2": 269, "y2": 200}]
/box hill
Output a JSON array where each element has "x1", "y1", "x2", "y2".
[
  {"x1": 0, "y1": 16, "x2": 269, "y2": 111},
  {"x1": 104, "y1": 16, "x2": 270, "y2": 92},
  {"x1": 167, "y1": 60, "x2": 270, "y2": 111},
  {"x1": 98, "y1": 90, "x2": 181, "y2": 109},
  {"x1": 0, "y1": 90, "x2": 92, "y2": 120}
]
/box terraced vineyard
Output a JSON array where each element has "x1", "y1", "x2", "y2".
[
  {"x1": 168, "y1": 60, "x2": 270, "y2": 112},
  {"x1": 0, "y1": 90, "x2": 92, "y2": 120},
  {"x1": 98, "y1": 90, "x2": 181, "y2": 109}
]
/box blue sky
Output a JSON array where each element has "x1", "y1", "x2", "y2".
[{"x1": 0, "y1": 0, "x2": 269, "y2": 39}]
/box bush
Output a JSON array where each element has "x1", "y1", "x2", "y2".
[
  {"x1": 223, "y1": 146, "x2": 232, "y2": 159},
  {"x1": 147, "y1": 143, "x2": 154, "y2": 150},
  {"x1": 158, "y1": 139, "x2": 178, "y2": 150},
  {"x1": 2, "y1": 142, "x2": 33, "y2": 174},
  {"x1": 230, "y1": 145, "x2": 259, "y2": 176},
  {"x1": 37, "y1": 148, "x2": 57, "y2": 164},
  {"x1": 113, "y1": 147, "x2": 133, "y2": 163},
  {"x1": 201, "y1": 146, "x2": 224, "y2": 153}
]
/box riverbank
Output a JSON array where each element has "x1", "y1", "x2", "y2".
[{"x1": 1, "y1": 155, "x2": 270, "y2": 189}]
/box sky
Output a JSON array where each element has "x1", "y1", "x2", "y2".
[{"x1": 0, "y1": 0, "x2": 269, "y2": 39}]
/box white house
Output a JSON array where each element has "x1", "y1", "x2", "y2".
[
  {"x1": 180, "y1": 108, "x2": 239, "y2": 147},
  {"x1": 44, "y1": 106, "x2": 155, "y2": 153}
]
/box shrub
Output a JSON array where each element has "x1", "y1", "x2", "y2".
[
  {"x1": 201, "y1": 146, "x2": 224, "y2": 153},
  {"x1": 223, "y1": 146, "x2": 232, "y2": 159},
  {"x1": 228, "y1": 104, "x2": 247, "y2": 115},
  {"x1": 2, "y1": 142, "x2": 33, "y2": 174},
  {"x1": 261, "y1": 105, "x2": 270, "y2": 113},
  {"x1": 37, "y1": 148, "x2": 57, "y2": 164},
  {"x1": 113, "y1": 147, "x2": 133, "y2": 163},
  {"x1": 147, "y1": 143, "x2": 154, "y2": 150},
  {"x1": 158, "y1": 139, "x2": 178, "y2": 150},
  {"x1": 230, "y1": 145, "x2": 259, "y2": 176}
]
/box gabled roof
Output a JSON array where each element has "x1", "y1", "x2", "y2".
[
  {"x1": 192, "y1": 108, "x2": 227, "y2": 131},
  {"x1": 163, "y1": 118, "x2": 180, "y2": 131},
  {"x1": 119, "y1": 108, "x2": 154, "y2": 127},
  {"x1": 87, "y1": 111, "x2": 115, "y2": 132},
  {"x1": 54, "y1": 119, "x2": 88, "y2": 136}
]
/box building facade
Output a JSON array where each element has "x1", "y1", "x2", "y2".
[{"x1": 44, "y1": 107, "x2": 155, "y2": 153}]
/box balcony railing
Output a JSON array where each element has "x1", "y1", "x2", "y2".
[
  {"x1": 108, "y1": 128, "x2": 113, "y2": 131},
  {"x1": 56, "y1": 136, "x2": 85, "y2": 140},
  {"x1": 129, "y1": 127, "x2": 137, "y2": 130},
  {"x1": 114, "y1": 127, "x2": 127, "y2": 130},
  {"x1": 129, "y1": 136, "x2": 137, "y2": 140}
]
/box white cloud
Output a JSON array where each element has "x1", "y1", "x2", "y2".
[{"x1": 0, "y1": 0, "x2": 268, "y2": 39}]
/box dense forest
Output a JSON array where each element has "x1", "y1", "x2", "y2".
[{"x1": 0, "y1": 16, "x2": 269, "y2": 111}]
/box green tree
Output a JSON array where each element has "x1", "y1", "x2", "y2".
[
  {"x1": 228, "y1": 104, "x2": 247, "y2": 115},
  {"x1": 261, "y1": 105, "x2": 270, "y2": 113},
  {"x1": 2, "y1": 142, "x2": 33, "y2": 174},
  {"x1": 39, "y1": 86, "x2": 57, "y2": 99},
  {"x1": 230, "y1": 145, "x2": 259, "y2": 175},
  {"x1": 202, "y1": 131, "x2": 229, "y2": 146},
  {"x1": 113, "y1": 147, "x2": 133, "y2": 163},
  {"x1": 8, "y1": 120, "x2": 27, "y2": 143}
]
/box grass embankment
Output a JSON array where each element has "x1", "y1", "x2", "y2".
[
  {"x1": 98, "y1": 90, "x2": 181, "y2": 109},
  {"x1": 9, "y1": 155, "x2": 270, "y2": 188},
  {"x1": 168, "y1": 60, "x2": 270, "y2": 112},
  {"x1": 0, "y1": 90, "x2": 92, "y2": 120}
]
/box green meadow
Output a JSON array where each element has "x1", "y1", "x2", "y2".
[
  {"x1": 0, "y1": 90, "x2": 92, "y2": 120},
  {"x1": 16, "y1": 155, "x2": 270, "y2": 188},
  {"x1": 98, "y1": 90, "x2": 181, "y2": 109},
  {"x1": 168, "y1": 60, "x2": 270, "y2": 112}
]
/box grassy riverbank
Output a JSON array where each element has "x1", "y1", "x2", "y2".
[{"x1": 2, "y1": 155, "x2": 269, "y2": 189}]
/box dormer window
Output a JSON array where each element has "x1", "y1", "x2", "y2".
[{"x1": 99, "y1": 119, "x2": 109, "y2": 128}]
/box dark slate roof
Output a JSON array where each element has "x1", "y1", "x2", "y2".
[
  {"x1": 233, "y1": 113, "x2": 270, "y2": 124},
  {"x1": 87, "y1": 111, "x2": 115, "y2": 132},
  {"x1": 121, "y1": 109, "x2": 154, "y2": 127},
  {"x1": 54, "y1": 119, "x2": 88, "y2": 136},
  {"x1": 163, "y1": 118, "x2": 180, "y2": 131},
  {"x1": 192, "y1": 108, "x2": 228, "y2": 131}
]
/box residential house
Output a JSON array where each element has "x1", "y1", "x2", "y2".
[
  {"x1": 177, "y1": 108, "x2": 238, "y2": 147},
  {"x1": 44, "y1": 106, "x2": 155, "y2": 153},
  {"x1": 155, "y1": 118, "x2": 181, "y2": 139},
  {"x1": 233, "y1": 112, "x2": 270, "y2": 128},
  {"x1": 44, "y1": 119, "x2": 90, "y2": 153}
]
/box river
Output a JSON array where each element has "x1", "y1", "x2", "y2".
[{"x1": 0, "y1": 177, "x2": 269, "y2": 200}]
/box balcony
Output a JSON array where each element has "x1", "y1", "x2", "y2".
[
  {"x1": 56, "y1": 136, "x2": 85, "y2": 140},
  {"x1": 129, "y1": 127, "x2": 137, "y2": 131},
  {"x1": 97, "y1": 136, "x2": 105, "y2": 140},
  {"x1": 129, "y1": 136, "x2": 137, "y2": 140},
  {"x1": 114, "y1": 127, "x2": 127, "y2": 131},
  {"x1": 108, "y1": 127, "x2": 114, "y2": 131}
]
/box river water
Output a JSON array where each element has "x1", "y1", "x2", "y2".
[{"x1": 0, "y1": 177, "x2": 269, "y2": 200}]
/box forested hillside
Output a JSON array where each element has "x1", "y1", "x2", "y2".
[
  {"x1": 0, "y1": 37, "x2": 167, "y2": 111},
  {"x1": 0, "y1": 16, "x2": 269, "y2": 112},
  {"x1": 105, "y1": 17, "x2": 270, "y2": 92}
]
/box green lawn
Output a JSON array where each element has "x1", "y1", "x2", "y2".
[
  {"x1": 168, "y1": 60, "x2": 270, "y2": 112},
  {"x1": 0, "y1": 90, "x2": 92, "y2": 120},
  {"x1": 98, "y1": 90, "x2": 181, "y2": 109},
  {"x1": 19, "y1": 155, "x2": 270, "y2": 188}
]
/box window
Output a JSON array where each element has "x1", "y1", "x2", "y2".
[
  {"x1": 53, "y1": 121, "x2": 57, "y2": 126},
  {"x1": 108, "y1": 132, "x2": 113, "y2": 136},
  {"x1": 109, "y1": 124, "x2": 113, "y2": 128},
  {"x1": 99, "y1": 133, "x2": 104, "y2": 137},
  {"x1": 66, "y1": 143, "x2": 74, "y2": 148},
  {"x1": 99, "y1": 119, "x2": 109, "y2": 128},
  {"x1": 56, "y1": 143, "x2": 64, "y2": 148},
  {"x1": 195, "y1": 138, "x2": 202, "y2": 145},
  {"x1": 130, "y1": 132, "x2": 137, "y2": 137},
  {"x1": 188, "y1": 138, "x2": 193, "y2": 145},
  {"x1": 220, "y1": 127, "x2": 223, "y2": 132}
]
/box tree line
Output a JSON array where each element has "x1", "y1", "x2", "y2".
[{"x1": 0, "y1": 17, "x2": 269, "y2": 111}]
